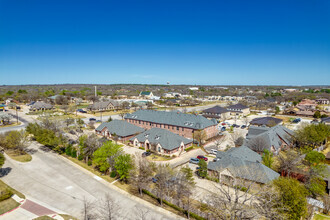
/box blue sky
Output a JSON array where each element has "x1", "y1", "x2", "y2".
[{"x1": 0, "y1": 0, "x2": 329, "y2": 85}]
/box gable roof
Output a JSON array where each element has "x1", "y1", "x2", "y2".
[
  {"x1": 321, "y1": 117, "x2": 330, "y2": 123},
  {"x1": 250, "y1": 117, "x2": 282, "y2": 127},
  {"x1": 208, "y1": 146, "x2": 279, "y2": 183},
  {"x1": 202, "y1": 105, "x2": 229, "y2": 114},
  {"x1": 246, "y1": 125, "x2": 293, "y2": 151},
  {"x1": 87, "y1": 100, "x2": 119, "y2": 110},
  {"x1": 30, "y1": 101, "x2": 53, "y2": 109},
  {"x1": 95, "y1": 120, "x2": 144, "y2": 137},
  {"x1": 227, "y1": 103, "x2": 248, "y2": 111},
  {"x1": 130, "y1": 128, "x2": 192, "y2": 150},
  {"x1": 140, "y1": 91, "x2": 152, "y2": 96},
  {"x1": 125, "y1": 110, "x2": 217, "y2": 129}
]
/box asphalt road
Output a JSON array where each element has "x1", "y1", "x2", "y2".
[
  {"x1": 1, "y1": 143, "x2": 182, "y2": 220},
  {"x1": 0, "y1": 113, "x2": 29, "y2": 133}
]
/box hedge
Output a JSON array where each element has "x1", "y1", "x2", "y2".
[
  {"x1": 185, "y1": 146, "x2": 193, "y2": 152},
  {"x1": 0, "y1": 188, "x2": 13, "y2": 202},
  {"x1": 139, "y1": 147, "x2": 145, "y2": 150}
]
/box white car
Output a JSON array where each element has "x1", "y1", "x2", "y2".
[{"x1": 210, "y1": 149, "x2": 218, "y2": 155}]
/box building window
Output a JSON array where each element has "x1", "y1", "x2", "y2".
[
  {"x1": 139, "y1": 121, "x2": 141, "y2": 124},
  {"x1": 182, "y1": 127, "x2": 184, "y2": 131},
  {"x1": 150, "y1": 122, "x2": 152, "y2": 126},
  {"x1": 177, "y1": 126, "x2": 179, "y2": 131}
]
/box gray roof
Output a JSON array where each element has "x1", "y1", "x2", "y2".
[
  {"x1": 30, "y1": 101, "x2": 53, "y2": 110},
  {"x1": 321, "y1": 117, "x2": 330, "y2": 123},
  {"x1": 227, "y1": 103, "x2": 249, "y2": 111},
  {"x1": 95, "y1": 120, "x2": 144, "y2": 137},
  {"x1": 208, "y1": 146, "x2": 279, "y2": 183},
  {"x1": 87, "y1": 100, "x2": 120, "y2": 110},
  {"x1": 202, "y1": 105, "x2": 229, "y2": 114},
  {"x1": 125, "y1": 110, "x2": 217, "y2": 130},
  {"x1": 246, "y1": 125, "x2": 293, "y2": 151},
  {"x1": 250, "y1": 117, "x2": 282, "y2": 127},
  {"x1": 130, "y1": 128, "x2": 192, "y2": 151}
]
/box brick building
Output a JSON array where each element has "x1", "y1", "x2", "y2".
[{"x1": 125, "y1": 110, "x2": 218, "y2": 139}]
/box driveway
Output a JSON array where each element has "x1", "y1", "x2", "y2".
[{"x1": 1, "y1": 142, "x2": 182, "y2": 220}]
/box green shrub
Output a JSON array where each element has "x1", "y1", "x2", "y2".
[
  {"x1": 87, "y1": 160, "x2": 92, "y2": 166},
  {"x1": 0, "y1": 188, "x2": 13, "y2": 202},
  {"x1": 206, "y1": 176, "x2": 219, "y2": 183},
  {"x1": 185, "y1": 146, "x2": 193, "y2": 152},
  {"x1": 110, "y1": 171, "x2": 117, "y2": 178},
  {"x1": 71, "y1": 149, "x2": 77, "y2": 158},
  {"x1": 139, "y1": 147, "x2": 145, "y2": 150},
  {"x1": 78, "y1": 154, "x2": 83, "y2": 161},
  {"x1": 65, "y1": 146, "x2": 72, "y2": 156}
]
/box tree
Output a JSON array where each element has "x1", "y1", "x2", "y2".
[
  {"x1": 275, "y1": 106, "x2": 280, "y2": 114},
  {"x1": 272, "y1": 177, "x2": 308, "y2": 220},
  {"x1": 130, "y1": 155, "x2": 156, "y2": 195},
  {"x1": 93, "y1": 141, "x2": 123, "y2": 173},
  {"x1": 294, "y1": 123, "x2": 330, "y2": 148},
  {"x1": 197, "y1": 159, "x2": 207, "y2": 178},
  {"x1": 120, "y1": 101, "x2": 130, "y2": 110},
  {"x1": 277, "y1": 150, "x2": 302, "y2": 177},
  {"x1": 55, "y1": 95, "x2": 68, "y2": 105},
  {"x1": 98, "y1": 194, "x2": 120, "y2": 220},
  {"x1": 4, "y1": 130, "x2": 29, "y2": 153},
  {"x1": 262, "y1": 149, "x2": 273, "y2": 168},
  {"x1": 154, "y1": 164, "x2": 174, "y2": 206},
  {"x1": 177, "y1": 166, "x2": 195, "y2": 218},
  {"x1": 115, "y1": 154, "x2": 134, "y2": 182},
  {"x1": 304, "y1": 150, "x2": 325, "y2": 166},
  {"x1": 81, "y1": 198, "x2": 97, "y2": 220},
  {"x1": 313, "y1": 111, "x2": 321, "y2": 118},
  {"x1": 0, "y1": 153, "x2": 5, "y2": 168},
  {"x1": 107, "y1": 117, "x2": 112, "y2": 122},
  {"x1": 194, "y1": 130, "x2": 207, "y2": 146},
  {"x1": 134, "y1": 206, "x2": 150, "y2": 220},
  {"x1": 247, "y1": 136, "x2": 268, "y2": 153},
  {"x1": 81, "y1": 134, "x2": 102, "y2": 163}
]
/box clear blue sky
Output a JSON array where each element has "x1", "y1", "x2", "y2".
[{"x1": 0, "y1": 0, "x2": 329, "y2": 85}]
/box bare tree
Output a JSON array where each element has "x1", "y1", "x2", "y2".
[
  {"x1": 243, "y1": 116, "x2": 250, "y2": 126},
  {"x1": 83, "y1": 134, "x2": 102, "y2": 162},
  {"x1": 154, "y1": 164, "x2": 174, "y2": 206},
  {"x1": 194, "y1": 130, "x2": 207, "y2": 147},
  {"x1": 230, "y1": 130, "x2": 244, "y2": 147},
  {"x1": 277, "y1": 149, "x2": 302, "y2": 177},
  {"x1": 246, "y1": 136, "x2": 268, "y2": 152},
  {"x1": 134, "y1": 206, "x2": 150, "y2": 220},
  {"x1": 130, "y1": 154, "x2": 156, "y2": 195},
  {"x1": 55, "y1": 95, "x2": 68, "y2": 105},
  {"x1": 81, "y1": 197, "x2": 97, "y2": 220},
  {"x1": 98, "y1": 194, "x2": 120, "y2": 220}
]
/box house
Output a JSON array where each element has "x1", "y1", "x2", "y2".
[
  {"x1": 189, "y1": 87, "x2": 199, "y2": 91},
  {"x1": 322, "y1": 117, "x2": 330, "y2": 125},
  {"x1": 139, "y1": 91, "x2": 154, "y2": 99},
  {"x1": 226, "y1": 103, "x2": 250, "y2": 116},
  {"x1": 249, "y1": 117, "x2": 282, "y2": 127},
  {"x1": 29, "y1": 101, "x2": 53, "y2": 111},
  {"x1": 130, "y1": 128, "x2": 192, "y2": 156},
  {"x1": 297, "y1": 99, "x2": 318, "y2": 110},
  {"x1": 316, "y1": 98, "x2": 329, "y2": 105},
  {"x1": 95, "y1": 120, "x2": 144, "y2": 142},
  {"x1": 201, "y1": 105, "x2": 230, "y2": 121},
  {"x1": 163, "y1": 92, "x2": 182, "y2": 98},
  {"x1": 125, "y1": 110, "x2": 218, "y2": 139},
  {"x1": 87, "y1": 100, "x2": 120, "y2": 112},
  {"x1": 245, "y1": 125, "x2": 293, "y2": 154},
  {"x1": 207, "y1": 146, "x2": 280, "y2": 184}
]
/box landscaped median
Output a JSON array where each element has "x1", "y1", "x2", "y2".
[{"x1": 0, "y1": 180, "x2": 25, "y2": 215}]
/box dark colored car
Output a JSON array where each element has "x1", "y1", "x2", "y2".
[
  {"x1": 142, "y1": 151, "x2": 151, "y2": 157},
  {"x1": 151, "y1": 177, "x2": 157, "y2": 183},
  {"x1": 241, "y1": 125, "x2": 247, "y2": 129},
  {"x1": 197, "y1": 155, "x2": 208, "y2": 161},
  {"x1": 292, "y1": 118, "x2": 301, "y2": 123},
  {"x1": 221, "y1": 126, "x2": 226, "y2": 132},
  {"x1": 89, "y1": 118, "x2": 96, "y2": 121}
]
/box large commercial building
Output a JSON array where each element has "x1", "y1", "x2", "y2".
[{"x1": 125, "y1": 110, "x2": 218, "y2": 139}]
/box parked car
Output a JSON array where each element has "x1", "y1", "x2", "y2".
[
  {"x1": 213, "y1": 158, "x2": 220, "y2": 162},
  {"x1": 241, "y1": 125, "x2": 247, "y2": 129},
  {"x1": 210, "y1": 149, "x2": 218, "y2": 155},
  {"x1": 142, "y1": 151, "x2": 151, "y2": 157},
  {"x1": 221, "y1": 122, "x2": 226, "y2": 126},
  {"x1": 292, "y1": 118, "x2": 301, "y2": 123},
  {"x1": 221, "y1": 127, "x2": 226, "y2": 132},
  {"x1": 189, "y1": 158, "x2": 199, "y2": 164},
  {"x1": 96, "y1": 120, "x2": 101, "y2": 123},
  {"x1": 197, "y1": 155, "x2": 208, "y2": 161},
  {"x1": 151, "y1": 177, "x2": 158, "y2": 183},
  {"x1": 89, "y1": 118, "x2": 96, "y2": 121}
]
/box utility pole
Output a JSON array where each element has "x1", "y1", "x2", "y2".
[
  {"x1": 95, "y1": 86, "x2": 97, "y2": 97},
  {"x1": 16, "y1": 106, "x2": 18, "y2": 124}
]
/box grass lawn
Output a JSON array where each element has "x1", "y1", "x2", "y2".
[
  {"x1": 0, "y1": 122, "x2": 21, "y2": 128},
  {"x1": 147, "y1": 154, "x2": 172, "y2": 162},
  {"x1": 64, "y1": 156, "x2": 115, "y2": 183},
  {"x1": 59, "y1": 214, "x2": 79, "y2": 220},
  {"x1": 93, "y1": 110, "x2": 133, "y2": 117},
  {"x1": 33, "y1": 216, "x2": 54, "y2": 220},
  {"x1": 5, "y1": 149, "x2": 32, "y2": 162},
  {"x1": 314, "y1": 213, "x2": 330, "y2": 220},
  {"x1": 0, "y1": 198, "x2": 20, "y2": 215},
  {"x1": 0, "y1": 180, "x2": 25, "y2": 215}
]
